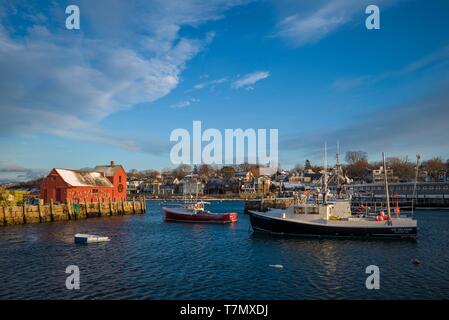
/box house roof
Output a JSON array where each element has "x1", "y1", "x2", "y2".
[
  {"x1": 55, "y1": 169, "x2": 113, "y2": 187},
  {"x1": 94, "y1": 165, "x2": 123, "y2": 177}
]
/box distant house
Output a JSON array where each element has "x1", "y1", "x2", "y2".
[
  {"x1": 40, "y1": 161, "x2": 127, "y2": 204},
  {"x1": 180, "y1": 174, "x2": 204, "y2": 196},
  {"x1": 301, "y1": 170, "x2": 322, "y2": 186},
  {"x1": 372, "y1": 166, "x2": 395, "y2": 183},
  {"x1": 127, "y1": 180, "x2": 143, "y2": 194},
  {"x1": 240, "y1": 171, "x2": 271, "y2": 195},
  {"x1": 159, "y1": 177, "x2": 180, "y2": 196},
  {"x1": 205, "y1": 178, "x2": 226, "y2": 195}
]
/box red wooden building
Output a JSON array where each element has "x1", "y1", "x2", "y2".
[{"x1": 40, "y1": 161, "x2": 127, "y2": 204}]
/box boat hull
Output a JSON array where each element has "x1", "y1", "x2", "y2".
[
  {"x1": 163, "y1": 207, "x2": 238, "y2": 224},
  {"x1": 249, "y1": 211, "x2": 417, "y2": 239}
]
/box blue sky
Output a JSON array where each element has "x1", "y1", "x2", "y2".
[{"x1": 1, "y1": 0, "x2": 449, "y2": 181}]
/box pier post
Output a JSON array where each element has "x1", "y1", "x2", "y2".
[
  {"x1": 67, "y1": 200, "x2": 72, "y2": 220},
  {"x1": 22, "y1": 202, "x2": 27, "y2": 224},
  {"x1": 49, "y1": 199, "x2": 55, "y2": 222},
  {"x1": 109, "y1": 198, "x2": 113, "y2": 216},
  {"x1": 141, "y1": 196, "x2": 146, "y2": 213},
  {"x1": 132, "y1": 197, "x2": 136, "y2": 214},
  {"x1": 38, "y1": 202, "x2": 42, "y2": 223},
  {"x1": 121, "y1": 199, "x2": 125, "y2": 215},
  {"x1": 84, "y1": 198, "x2": 89, "y2": 218},
  {"x1": 2, "y1": 206, "x2": 6, "y2": 226},
  {"x1": 98, "y1": 198, "x2": 102, "y2": 217}
]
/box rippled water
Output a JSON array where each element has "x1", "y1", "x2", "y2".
[{"x1": 1, "y1": 200, "x2": 449, "y2": 299}]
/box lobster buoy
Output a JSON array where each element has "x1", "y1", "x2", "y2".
[{"x1": 394, "y1": 207, "x2": 400, "y2": 214}]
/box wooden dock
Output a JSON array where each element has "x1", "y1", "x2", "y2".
[{"x1": 0, "y1": 197, "x2": 146, "y2": 227}]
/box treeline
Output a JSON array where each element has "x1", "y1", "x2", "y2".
[
  {"x1": 301, "y1": 151, "x2": 448, "y2": 182},
  {"x1": 127, "y1": 163, "x2": 260, "y2": 180},
  {"x1": 126, "y1": 151, "x2": 449, "y2": 183}
]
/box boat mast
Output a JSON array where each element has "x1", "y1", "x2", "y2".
[
  {"x1": 412, "y1": 154, "x2": 420, "y2": 217},
  {"x1": 336, "y1": 140, "x2": 340, "y2": 198},
  {"x1": 382, "y1": 152, "x2": 392, "y2": 220},
  {"x1": 323, "y1": 142, "x2": 328, "y2": 204}
]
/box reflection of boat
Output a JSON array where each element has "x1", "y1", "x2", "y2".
[
  {"x1": 249, "y1": 151, "x2": 417, "y2": 239},
  {"x1": 163, "y1": 201, "x2": 238, "y2": 224}
]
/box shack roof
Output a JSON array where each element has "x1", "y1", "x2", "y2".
[
  {"x1": 94, "y1": 165, "x2": 123, "y2": 177},
  {"x1": 55, "y1": 169, "x2": 113, "y2": 187}
]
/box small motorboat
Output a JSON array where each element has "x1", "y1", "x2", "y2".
[
  {"x1": 74, "y1": 233, "x2": 110, "y2": 244},
  {"x1": 163, "y1": 201, "x2": 238, "y2": 224}
]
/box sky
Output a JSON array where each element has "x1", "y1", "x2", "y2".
[{"x1": 1, "y1": 0, "x2": 449, "y2": 181}]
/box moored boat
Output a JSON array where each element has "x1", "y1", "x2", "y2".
[
  {"x1": 249, "y1": 151, "x2": 418, "y2": 239},
  {"x1": 163, "y1": 201, "x2": 238, "y2": 224},
  {"x1": 249, "y1": 204, "x2": 417, "y2": 239}
]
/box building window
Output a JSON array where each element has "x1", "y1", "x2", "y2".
[
  {"x1": 92, "y1": 189, "x2": 98, "y2": 194},
  {"x1": 119, "y1": 176, "x2": 122, "y2": 183}
]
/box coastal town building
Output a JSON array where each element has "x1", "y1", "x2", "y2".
[
  {"x1": 180, "y1": 174, "x2": 205, "y2": 196},
  {"x1": 372, "y1": 166, "x2": 395, "y2": 183},
  {"x1": 40, "y1": 161, "x2": 127, "y2": 204},
  {"x1": 352, "y1": 181, "x2": 449, "y2": 197}
]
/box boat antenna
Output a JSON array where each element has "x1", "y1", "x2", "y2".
[
  {"x1": 411, "y1": 154, "x2": 420, "y2": 218},
  {"x1": 382, "y1": 152, "x2": 392, "y2": 222}
]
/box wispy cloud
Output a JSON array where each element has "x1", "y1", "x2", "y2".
[
  {"x1": 192, "y1": 77, "x2": 229, "y2": 90},
  {"x1": 231, "y1": 71, "x2": 270, "y2": 89},
  {"x1": 332, "y1": 44, "x2": 449, "y2": 90},
  {"x1": 274, "y1": 0, "x2": 393, "y2": 47},
  {"x1": 170, "y1": 97, "x2": 200, "y2": 109}
]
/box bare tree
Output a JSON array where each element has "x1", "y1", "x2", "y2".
[
  {"x1": 386, "y1": 157, "x2": 415, "y2": 181},
  {"x1": 345, "y1": 151, "x2": 368, "y2": 165},
  {"x1": 423, "y1": 157, "x2": 446, "y2": 180},
  {"x1": 172, "y1": 164, "x2": 192, "y2": 179}
]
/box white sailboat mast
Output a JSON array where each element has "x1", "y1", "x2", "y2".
[
  {"x1": 323, "y1": 142, "x2": 328, "y2": 203},
  {"x1": 382, "y1": 152, "x2": 392, "y2": 219}
]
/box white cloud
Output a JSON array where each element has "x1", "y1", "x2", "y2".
[
  {"x1": 170, "y1": 98, "x2": 200, "y2": 109},
  {"x1": 274, "y1": 0, "x2": 393, "y2": 46},
  {"x1": 231, "y1": 71, "x2": 270, "y2": 89},
  {"x1": 0, "y1": 1, "x2": 246, "y2": 150},
  {"x1": 193, "y1": 77, "x2": 229, "y2": 90}
]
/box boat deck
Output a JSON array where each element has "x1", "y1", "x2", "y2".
[{"x1": 251, "y1": 209, "x2": 417, "y2": 228}]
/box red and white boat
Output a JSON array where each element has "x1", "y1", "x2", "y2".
[{"x1": 163, "y1": 201, "x2": 238, "y2": 224}]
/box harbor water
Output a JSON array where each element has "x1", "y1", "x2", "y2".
[{"x1": 1, "y1": 200, "x2": 449, "y2": 299}]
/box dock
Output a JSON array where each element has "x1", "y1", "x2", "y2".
[{"x1": 0, "y1": 197, "x2": 146, "y2": 227}]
